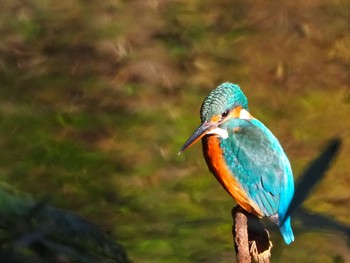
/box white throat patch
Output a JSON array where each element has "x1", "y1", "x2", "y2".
[{"x1": 207, "y1": 127, "x2": 229, "y2": 139}]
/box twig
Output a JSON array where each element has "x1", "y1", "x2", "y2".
[
  {"x1": 232, "y1": 206, "x2": 272, "y2": 263},
  {"x1": 232, "y1": 206, "x2": 251, "y2": 262}
]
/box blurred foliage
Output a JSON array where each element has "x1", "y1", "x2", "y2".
[
  {"x1": 0, "y1": 0, "x2": 349, "y2": 262},
  {"x1": 0, "y1": 183, "x2": 130, "y2": 263}
]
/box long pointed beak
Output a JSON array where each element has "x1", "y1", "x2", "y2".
[{"x1": 178, "y1": 121, "x2": 215, "y2": 155}]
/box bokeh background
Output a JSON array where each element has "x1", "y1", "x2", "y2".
[{"x1": 0, "y1": 0, "x2": 349, "y2": 262}]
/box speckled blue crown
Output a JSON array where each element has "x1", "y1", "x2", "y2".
[{"x1": 200, "y1": 82, "x2": 248, "y2": 122}]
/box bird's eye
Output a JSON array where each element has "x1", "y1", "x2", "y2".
[{"x1": 221, "y1": 110, "x2": 229, "y2": 118}]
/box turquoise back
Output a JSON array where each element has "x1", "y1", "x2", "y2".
[
  {"x1": 219, "y1": 118, "x2": 295, "y2": 243},
  {"x1": 198, "y1": 82, "x2": 295, "y2": 244},
  {"x1": 220, "y1": 118, "x2": 294, "y2": 218}
]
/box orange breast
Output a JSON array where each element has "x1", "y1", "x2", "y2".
[{"x1": 202, "y1": 135, "x2": 263, "y2": 217}]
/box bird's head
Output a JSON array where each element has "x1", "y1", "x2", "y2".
[{"x1": 179, "y1": 82, "x2": 252, "y2": 154}]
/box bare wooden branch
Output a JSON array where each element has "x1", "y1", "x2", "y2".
[
  {"x1": 232, "y1": 206, "x2": 273, "y2": 263},
  {"x1": 232, "y1": 206, "x2": 251, "y2": 262}
]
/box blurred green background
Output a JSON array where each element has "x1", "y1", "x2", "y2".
[{"x1": 0, "y1": 0, "x2": 349, "y2": 262}]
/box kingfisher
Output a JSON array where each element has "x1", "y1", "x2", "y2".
[{"x1": 179, "y1": 82, "x2": 294, "y2": 244}]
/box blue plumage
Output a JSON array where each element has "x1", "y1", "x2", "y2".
[
  {"x1": 179, "y1": 82, "x2": 295, "y2": 244},
  {"x1": 220, "y1": 118, "x2": 294, "y2": 244}
]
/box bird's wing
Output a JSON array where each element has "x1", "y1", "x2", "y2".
[{"x1": 222, "y1": 119, "x2": 291, "y2": 217}]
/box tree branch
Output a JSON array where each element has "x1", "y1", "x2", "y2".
[{"x1": 232, "y1": 206, "x2": 272, "y2": 263}]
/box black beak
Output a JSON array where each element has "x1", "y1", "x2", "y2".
[{"x1": 178, "y1": 121, "x2": 215, "y2": 155}]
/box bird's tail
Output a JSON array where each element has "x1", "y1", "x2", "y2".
[{"x1": 279, "y1": 216, "x2": 294, "y2": 245}]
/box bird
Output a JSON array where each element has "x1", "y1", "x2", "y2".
[{"x1": 178, "y1": 82, "x2": 295, "y2": 244}]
